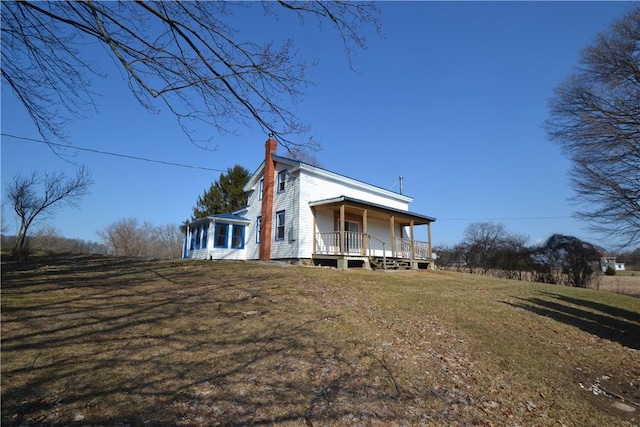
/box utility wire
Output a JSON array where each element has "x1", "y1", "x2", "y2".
[
  {"x1": 2, "y1": 133, "x2": 224, "y2": 172},
  {"x1": 437, "y1": 216, "x2": 572, "y2": 221}
]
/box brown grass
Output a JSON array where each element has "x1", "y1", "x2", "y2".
[
  {"x1": 2, "y1": 254, "x2": 639, "y2": 426},
  {"x1": 599, "y1": 273, "x2": 640, "y2": 296}
]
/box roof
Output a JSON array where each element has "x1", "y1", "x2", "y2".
[
  {"x1": 244, "y1": 154, "x2": 413, "y2": 204},
  {"x1": 309, "y1": 195, "x2": 436, "y2": 224},
  {"x1": 186, "y1": 213, "x2": 250, "y2": 226}
]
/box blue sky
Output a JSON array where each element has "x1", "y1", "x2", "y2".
[{"x1": 1, "y1": 2, "x2": 635, "y2": 249}]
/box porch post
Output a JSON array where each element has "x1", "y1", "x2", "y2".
[
  {"x1": 389, "y1": 215, "x2": 395, "y2": 257},
  {"x1": 410, "y1": 220, "x2": 415, "y2": 260},
  {"x1": 312, "y1": 207, "x2": 317, "y2": 255},
  {"x1": 427, "y1": 222, "x2": 433, "y2": 258},
  {"x1": 362, "y1": 209, "x2": 368, "y2": 256},
  {"x1": 339, "y1": 204, "x2": 345, "y2": 255},
  {"x1": 337, "y1": 204, "x2": 347, "y2": 269}
]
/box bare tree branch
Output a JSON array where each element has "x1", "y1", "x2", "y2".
[
  {"x1": 546, "y1": 6, "x2": 640, "y2": 246},
  {"x1": 1, "y1": 1, "x2": 380, "y2": 151}
]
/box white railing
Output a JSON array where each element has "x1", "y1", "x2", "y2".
[
  {"x1": 394, "y1": 238, "x2": 431, "y2": 260},
  {"x1": 315, "y1": 231, "x2": 363, "y2": 255},
  {"x1": 315, "y1": 232, "x2": 431, "y2": 260}
]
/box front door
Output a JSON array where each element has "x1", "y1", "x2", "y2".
[{"x1": 345, "y1": 220, "x2": 360, "y2": 253}]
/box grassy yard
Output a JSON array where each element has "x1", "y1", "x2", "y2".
[{"x1": 1, "y1": 254, "x2": 639, "y2": 426}]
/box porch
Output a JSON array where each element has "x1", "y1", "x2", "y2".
[
  {"x1": 309, "y1": 196, "x2": 436, "y2": 270},
  {"x1": 314, "y1": 231, "x2": 434, "y2": 270}
]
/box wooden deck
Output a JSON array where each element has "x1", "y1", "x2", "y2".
[{"x1": 313, "y1": 232, "x2": 434, "y2": 270}]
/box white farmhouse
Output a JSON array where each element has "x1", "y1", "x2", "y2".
[{"x1": 183, "y1": 136, "x2": 436, "y2": 269}]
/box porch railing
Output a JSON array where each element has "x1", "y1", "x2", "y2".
[
  {"x1": 315, "y1": 232, "x2": 431, "y2": 260},
  {"x1": 394, "y1": 237, "x2": 431, "y2": 259},
  {"x1": 315, "y1": 231, "x2": 364, "y2": 255}
]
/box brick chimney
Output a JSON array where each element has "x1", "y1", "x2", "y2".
[{"x1": 259, "y1": 135, "x2": 278, "y2": 260}]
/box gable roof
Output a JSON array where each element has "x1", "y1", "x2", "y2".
[{"x1": 244, "y1": 154, "x2": 413, "y2": 204}]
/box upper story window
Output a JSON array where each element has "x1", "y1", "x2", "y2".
[
  {"x1": 214, "y1": 223, "x2": 229, "y2": 248},
  {"x1": 232, "y1": 225, "x2": 245, "y2": 249},
  {"x1": 277, "y1": 170, "x2": 287, "y2": 193},
  {"x1": 275, "y1": 210, "x2": 285, "y2": 240},
  {"x1": 258, "y1": 178, "x2": 264, "y2": 200}
]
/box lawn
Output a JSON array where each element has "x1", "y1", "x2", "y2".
[{"x1": 2, "y1": 253, "x2": 639, "y2": 426}]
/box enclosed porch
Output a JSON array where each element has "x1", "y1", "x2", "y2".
[{"x1": 309, "y1": 196, "x2": 435, "y2": 270}]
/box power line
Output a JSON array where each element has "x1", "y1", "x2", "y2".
[
  {"x1": 438, "y1": 216, "x2": 572, "y2": 221},
  {"x1": 2, "y1": 133, "x2": 224, "y2": 172}
]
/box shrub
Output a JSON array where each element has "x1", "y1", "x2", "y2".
[{"x1": 604, "y1": 265, "x2": 616, "y2": 276}]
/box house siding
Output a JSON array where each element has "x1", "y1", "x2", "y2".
[
  {"x1": 300, "y1": 171, "x2": 410, "y2": 211},
  {"x1": 270, "y1": 164, "x2": 300, "y2": 259},
  {"x1": 244, "y1": 186, "x2": 264, "y2": 261},
  {"x1": 296, "y1": 170, "x2": 411, "y2": 259}
]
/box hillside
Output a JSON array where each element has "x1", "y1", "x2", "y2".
[{"x1": 2, "y1": 254, "x2": 639, "y2": 426}]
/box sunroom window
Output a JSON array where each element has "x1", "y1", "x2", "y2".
[
  {"x1": 214, "y1": 223, "x2": 229, "y2": 248},
  {"x1": 232, "y1": 225, "x2": 245, "y2": 249}
]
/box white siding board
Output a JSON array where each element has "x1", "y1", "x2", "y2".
[
  {"x1": 243, "y1": 186, "x2": 263, "y2": 260},
  {"x1": 270, "y1": 164, "x2": 299, "y2": 259},
  {"x1": 300, "y1": 170, "x2": 410, "y2": 211}
]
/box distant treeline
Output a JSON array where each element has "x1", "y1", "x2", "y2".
[
  {"x1": 1, "y1": 233, "x2": 109, "y2": 255},
  {"x1": 434, "y1": 223, "x2": 640, "y2": 289},
  {"x1": 2, "y1": 219, "x2": 184, "y2": 260}
]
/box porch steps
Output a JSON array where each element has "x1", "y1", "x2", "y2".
[{"x1": 369, "y1": 257, "x2": 411, "y2": 270}]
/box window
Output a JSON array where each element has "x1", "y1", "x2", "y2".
[
  {"x1": 258, "y1": 178, "x2": 264, "y2": 200},
  {"x1": 232, "y1": 225, "x2": 245, "y2": 249},
  {"x1": 275, "y1": 210, "x2": 285, "y2": 240},
  {"x1": 201, "y1": 225, "x2": 208, "y2": 249},
  {"x1": 195, "y1": 225, "x2": 201, "y2": 249},
  {"x1": 277, "y1": 170, "x2": 287, "y2": 192},
  {"x1": 190, "y1": 227, "x2": 195, "y2": 250},
  {"x1": 256, "y1": 216, "x2": 261, "y2": 243},
  {"x1": 214, "y1": 223, "x2": 229, "y2": 248}
]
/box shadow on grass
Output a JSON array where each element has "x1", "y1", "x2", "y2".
[
  {"x1": 504, "y1": 291, "x2": 640, "y2": 350},
  {"x1": 1, "y1": 253, "x2": 408, "y2": 426}
]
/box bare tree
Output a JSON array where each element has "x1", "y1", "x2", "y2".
[
  {"x1": 31, "y1": 226, "x2": 66, "y2": 253},
  {"x1": 545, "y1": 6, "x2": 640, "y2": 246},
  {"x1": 149, "y1": 223, "x2": 183, "y2": 259},
  {"x1": 98, "y1": 218, "x2": 149, "y2": 257},
  {"x1": 287, "y1": 146, "x2": 323, "y2": 167},
  {"x1": 2, "y1": 1, "x2": 380, "y2": 150},
  {"x1": 98, "y1": 219, "x2": 181, "y2": 258},
  {"x1": 460, "y1": 222, "x2": 510, "y2": 274},
  {"x1": 6, "y1": 166, "x2": 92, "y2": 260}
]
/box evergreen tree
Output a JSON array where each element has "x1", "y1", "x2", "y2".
[{"x1": 192, "y1": 165, "x2": 250, "y2": 220}]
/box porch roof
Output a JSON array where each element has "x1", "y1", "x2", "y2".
[
  {"x1": 309, "y1": 195, "x2": 436, "y2": 225},
  {"x1": 187, "y1": 213, "x2": 250, "y2": 226}
]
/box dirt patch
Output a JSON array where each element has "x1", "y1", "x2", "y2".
[{"x1": 574, "y1": 365, "x2": 640, "y2": 425}]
